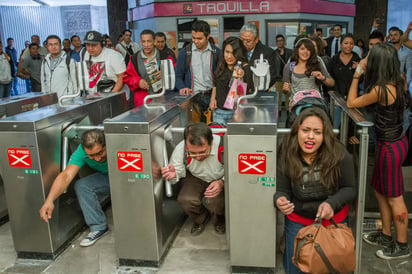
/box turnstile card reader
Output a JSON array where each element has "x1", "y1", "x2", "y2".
[{"x1": 226, "y1": 95, "x2": 278, "y2": 272}]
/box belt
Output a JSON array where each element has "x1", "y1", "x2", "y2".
[{"x1": 196, "y1": 89, "x2": 212, "y2": 95}]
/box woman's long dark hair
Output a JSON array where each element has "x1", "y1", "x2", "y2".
[
  {"x1": 215, "y1": 36, "x2": 248, "y2": 78},
  {"x1": 278, "y1": 107, "x2": 346, "y2": 190},
  {"x1": 290, "y1": 38, "x2": 323, "y2": 86},
  {"x1": 364, "y1": 43, "x2": 405, "y2": 106}
]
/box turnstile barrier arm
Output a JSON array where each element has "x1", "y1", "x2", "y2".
[{"x1": 237, "y1": 53, "x2": 269, "y2": 106}]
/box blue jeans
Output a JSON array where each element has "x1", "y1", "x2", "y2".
[
  {"x1": 284, "y1": 216, "x2": 349, "y2": 274},
  {"x1": 333, "y1": 106, "x2": 341, "y2": 129},
  {"x1": 213, "y1": 108, "x2": 234, "y2": 125},
  {"x1": 74, "y1": 172, "x2": 110, "y2": 231},
  {"x1": 0, "y1": 83, "x2": 12, "y2": 98},
  {"x1": 284, "y1": 218, "x2": 305, "y2": 274}
]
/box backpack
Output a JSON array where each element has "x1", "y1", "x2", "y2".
[
  {"x1": 287, "y1": 90, "x2": 330, "y2": 127},
  {"x1": 183, "y1": 122, "x2": 225, "y2": 166},
  {"x1": 184, "y1": 42, "x2": 219, "y2": 73}
]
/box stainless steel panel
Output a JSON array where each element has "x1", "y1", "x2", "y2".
[
  {"x1": 226, "y1": 97, "x2": 278, "y2": 269},
  {"x1": 105, "y1": 96, "x2": 187, "y2": 265},
  {"x1": 226, "y1": 134, "x2": 277, "y2": 268},
  {"x1": 0, "y1": 93, "x2": 58, "y2": 118},
  {"x1": 0, "y1": 92, "x2": 128, "y2": 258}
]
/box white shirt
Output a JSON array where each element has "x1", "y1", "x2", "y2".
[
  {"x1": 191, "y1": 42, "x2": 214, "y2": 93},
  {"x1": 331, "y1": 37, "x2": 341, "y2": 57},
  {"x1": 169, "y1": 135, "x2": 224, "y2": 184},
  {"x1": 82, "y1": 48, "x2": 126, "y2": 93}
]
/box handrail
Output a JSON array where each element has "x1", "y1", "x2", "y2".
[
  {"x1": 328, "y1": 90, "x2": 373, "y2": 127},
  {"x1": 328, "y1": 89, "x2": 373, "y2": 274},
  {"x1": 237, "y1": 54, "x2": 269, "y2": 106}
]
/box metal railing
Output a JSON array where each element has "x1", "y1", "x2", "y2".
[{"x1": 329, "y1": 90, "x2": 373, "y2": 274}]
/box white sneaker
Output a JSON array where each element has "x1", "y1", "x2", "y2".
[{"x1": 79, "y1": 228, "x2": 108, "y2": 247}]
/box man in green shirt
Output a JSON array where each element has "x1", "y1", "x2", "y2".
[{"x1": 39, "y1": 129, "x2": 110, "y2": 247}]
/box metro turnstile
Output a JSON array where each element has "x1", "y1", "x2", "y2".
[
  {"x1": 104, "y1": 95, "x2": 187, "y2": 266},
  {"x1": 226, "y1": 94, "x2": 278, "y2": 273},
  {"x1": 0, "y1": 92, "x2": 127, "y2": 259},
  {"x1": 0, "y1": 93, "x2": 59, "y2": 224}
]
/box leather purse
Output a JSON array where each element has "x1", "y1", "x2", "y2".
[{"x1": 293, "y1": 218, "x2": 356, "y2": 274}]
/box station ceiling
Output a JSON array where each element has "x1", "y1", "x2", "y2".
[{"x1": 0, "y1": 0, "x2": 106, "y2": 6}]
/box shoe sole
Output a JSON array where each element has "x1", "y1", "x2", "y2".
[
  {"x1": 79, "y1": 230, "x2": 108, "y2": 247},
  {"x1": 362, "y1": 233, "x2": 391, "y2": 248},
  {"x1": 190, "y1": 213, "x2": 211, "y2": 236},
  {"x1": 376, "y1": 250, "x2": 411, "y2": 260}
]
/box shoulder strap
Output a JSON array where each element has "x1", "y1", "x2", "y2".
[
  {"x1": 66, "y1": 53, "x2": 71, "y2": 74},
  {"x1": 217, "y1": 135, "x2": 224, "y2": 164},
  {"x1": 184, "y1": 43, "x2": 192, "y2": 73},
  {"x1": 80, "y1": 48, "x2": 86, "y2": 61}
]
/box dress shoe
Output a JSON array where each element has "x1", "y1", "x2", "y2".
[
  {"x1": 190, "y1": 213, "x2": 210, "y2": 236},
  {"x1": 214, "y1": 223, "x2": 225, "y2": 234}
]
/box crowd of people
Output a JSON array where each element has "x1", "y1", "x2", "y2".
[{"x1": 7, "y1": 18, "x2": 407, "y2": 271}]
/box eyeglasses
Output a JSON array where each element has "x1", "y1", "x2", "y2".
[
  {"x1": 87, "y1": 147, "x2": 105, "y2": 158},
  {"x1": 186, "y1": 147, "x2": 210, "y2": 158}
]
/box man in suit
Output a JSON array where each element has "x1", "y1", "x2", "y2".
[
  {"x1": 325, "y1": 24, "x2": 343, "y2": 58},
  {"x1": 240, "y1": 23, "x2": 276, "y2": 91}
]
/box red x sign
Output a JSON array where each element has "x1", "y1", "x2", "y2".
[
  {"x1": 7, "y1": 148, "x2": 32, "y2": 167},
  {"x1": 117, "y1": 151, "x2": 143, "y2": 172},
  {"x1": 238, "y1": 153, "x2": 266, "y2": 174}
]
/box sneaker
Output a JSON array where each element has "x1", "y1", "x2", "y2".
[
  {"x1": 376, "y1": 243, "x2": 410, "y2": 260},
  {"x1": 80, "y1": 228, "x2": 108, "y2": 247},
  {"x1": 190, "y1": 213, "x2": 210, "y2": 236},
  {"x1": 362, "y1": 231, "x2": 393, "y2": 247}
]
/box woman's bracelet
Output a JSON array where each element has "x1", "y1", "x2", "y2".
[{"x1": 355, "y1": 65, "x2": 364, "y2": 75}]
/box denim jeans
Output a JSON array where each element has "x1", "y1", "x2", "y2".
[
  {"x1": 213, "y1": 108, "x2": 234, "y2": 125},
  {"x1": 74, "y1": 172, "x2": 110, "y2": 231},
  {"x1": 284, "y1": 217, "x2": 305, "y2": 274},
  {"x1": 333, "y1": 106, "x2": 341, "y2": 129},
  {"x1": 0, "y1": 83, "x2": 12, "y2": 98}
]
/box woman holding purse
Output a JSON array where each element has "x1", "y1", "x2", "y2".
[
  {"x1": 274, "y1": 107, "x2": 357, "y2": 274},
  {"x1": 209, "y1": 36, "x2": 254, "y2": 125}
]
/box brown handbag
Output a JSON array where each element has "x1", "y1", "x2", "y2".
[{"x1": 293, "y1": 219, "x2": 356, "y2": 274}]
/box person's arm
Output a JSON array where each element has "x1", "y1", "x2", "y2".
[
  {"x1": 39, "y1": 164, "x2": 80, "y2": 222},
  {"x1": 402, "y1": 21, "x2": 412, "y2": 49},
  {"x1": 209, "y1": 86, "x2": 217, "y2": 110},
  {"x1": 175, "y1": 48, "x2": 189, "y2": 91},
  {"x1": 163, "y1": 141, "x2": 187, "y2": 184},
  {"x1": 68, "y1": 59, "x2": 78, "y2": 94},
  {"x1": 317, "y1": 58, "x2": 335, "y2": 87},
  {"x1": 273, "y1": 166, "x2": 294, "y2": 215},
  {"x1": 112, "y1": 73, "x2": 124, "y2": 92},
  {"x1": 347, "y1": 59, "x2": 379, "y2": 108}
]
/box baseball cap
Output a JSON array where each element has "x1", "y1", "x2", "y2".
[{"x1": 84, "y1": 31, "x2": 103, "y2": 44}]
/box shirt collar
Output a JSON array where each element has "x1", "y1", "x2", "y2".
[{"x1": 192, "y1": 41, "x2": 212, "y2": 52}]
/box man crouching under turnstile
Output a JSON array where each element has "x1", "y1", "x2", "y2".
[
  {"x1": 161, "y1": 122, "x2": 225, "y2": 236},
  {"x1": 39, "y1": 129, "x2": 110, "y2": 247}
]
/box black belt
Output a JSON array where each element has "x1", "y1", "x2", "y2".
[{"x1": 196, "y1": 89, "x2": 212, "y2": 95}]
